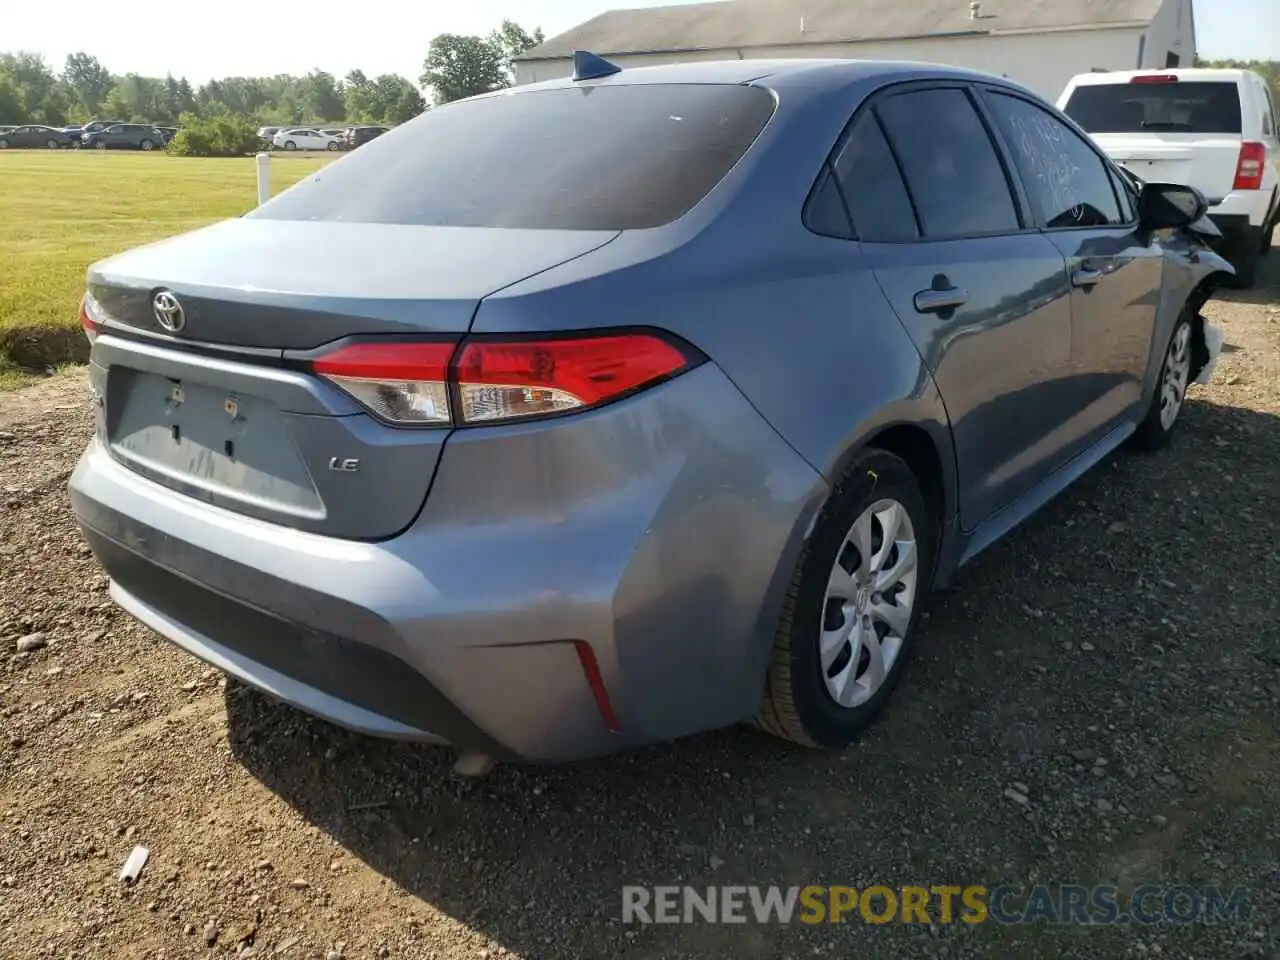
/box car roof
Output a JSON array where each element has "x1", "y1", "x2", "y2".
[
  {"x1": 514, "y1": 56, "x2": 1025, "y2": 95},
  {"x1": 1066, "y1": 68, "x2": 1256, "y2": 87}
]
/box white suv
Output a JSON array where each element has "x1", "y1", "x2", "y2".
[{"x1": 1058, "y1": 68, "x2": 1279, "y2": 288}]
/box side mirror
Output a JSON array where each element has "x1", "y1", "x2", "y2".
[{"x1": 1137, "y1": 182, "x2": 1209, "y2": 231}]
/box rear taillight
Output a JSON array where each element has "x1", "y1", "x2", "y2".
[
  {"x1": 79, "y1": 294, "x2": 99, "y2": 343},
  {"x1": 1233, "y1": 142, "x2": 1266, "y2": 190},
  {"x1": 309, "y1": 331, "x2": 697, "y2": 427},
  {"x1": 1130, "y1": 74, "x2": 1179, "y2": 84},
  {"x1": 454, "y1": 333, "x2": 692, "y2": 423},
  {"x1": 311, "y1": 340, "x2": 453, "y2": 425}
]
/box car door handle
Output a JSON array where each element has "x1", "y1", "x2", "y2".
[
  {"x1": 1072, "y1": 267, "x2": 1104, "y2": 288},
  {"x1": 913, "y1": 287, "x2": 969, "y2": 314}
]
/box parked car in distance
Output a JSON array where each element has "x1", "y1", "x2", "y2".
[
  {"x1": 81, "y1": 123, "x2": 165, "y2": 150},
  {"x1": 0, "y1": 124, "x2": 73, "y2": 149},
  {"x1": 272, "y1": 127, "x2": 340, "y2": 151},
  {"x1": 343, "y1": 124, "x2": 388, "y2": 149},
  {"x1": 62, "y1": 119, "x2": 124, "y2": 143},
  {"x1": 1059, "y1": 68, "x2": 1280, "y2": 288},
  {"x1": 71, "y1": 57, "x2": 1233, "y2": 769}
]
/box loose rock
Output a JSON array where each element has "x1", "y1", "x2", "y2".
[{"x1": 15, "y1": 633, "x2": 46, "y2": 653}]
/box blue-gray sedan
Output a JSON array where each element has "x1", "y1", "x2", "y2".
[{"x1": 69, "y1": 56, "x2": 1233, "y2": 766}]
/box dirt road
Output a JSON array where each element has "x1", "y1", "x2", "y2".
[{"x1": 2, "y1": 270, "x2": 1278, "y2": 959}]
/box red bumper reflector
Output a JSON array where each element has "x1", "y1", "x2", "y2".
[{"x1": 574, "y1": 640, "x2": 621, "y2": 733}]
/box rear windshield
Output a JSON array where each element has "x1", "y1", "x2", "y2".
[
  {"x1": 1063, "y1": 81, "x2": 1243, "y2": 134},
  {"x1": 252, "y1": 84, "x2": 776, "y2": 230}
]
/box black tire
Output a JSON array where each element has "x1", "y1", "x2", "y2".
[
  {"x1": 1133, "y1": 313, "x2": 1195, "y2": 451},
  {"x1": 1226, "y1": 227, "x2": 1262, "y2": 289},
  {"x1": 94, "y1": 141, "x2": 107, "y2": 150},
  {"x1": 46, "y1": 139, "x2": 59, "y2": 149},
  {"x1": 284, "y1": 140, "x2": 296, "y2": 150},
  {"x1": 140, "y1": 139, "x2": 154, "y2": 151},
  {"x1": 756, "y1": 448, "x2": 937, "y2": 748},
  {"x1": 326, "y1": 141, "x2": 339, "y2": 151}
]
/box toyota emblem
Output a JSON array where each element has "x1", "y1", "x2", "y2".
[{"x1": 152, "y1": 290, "x2": 186, "y2": 333}]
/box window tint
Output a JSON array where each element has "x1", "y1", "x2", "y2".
[
  {"x1": 1063, "y1": 81, "x2": 1243, "y2": 134},
  {"x1": 256, "y1": 85, "x2": 775, "y2": 231},
  {"x1": 804, "y1": 168, "x2": 854, "y2": 239},
  {"x1": 987, "y1": 92, "x2": 1124, "y2": 228},
  {"x1": 831, "y1": 113, "x2": 918, "y2": 241},
  {"x1": 875, "y1": 88, "x2": 1019, "y2": 238}
]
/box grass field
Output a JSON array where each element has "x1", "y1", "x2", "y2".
[{"x1": 0, "y1": 151, "x2": 333, "y2": 383}]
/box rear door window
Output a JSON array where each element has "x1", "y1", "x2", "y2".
[
  {"x1": 986, "y1": 91, "x2": 1125, "y2": 228},
  {"x1": 1063, "y1": 81, "x2": 1243, "y2": 134},
  {"x1": 874, "y1": 87, "x2": 1020, "y2": 238},
  {"x1": 831, "y1": 113, "x2": 918, "y2": 241},
  {"x1": 255, "y1": 84, "x2": 777, "y2": 230}
]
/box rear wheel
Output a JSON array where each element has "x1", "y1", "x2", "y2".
[
  {"x1": 140, "y1": 139, "x2": 154, "y2": 151},
  {"x1": 95, "y1": 141, "x2": 107, "y2": 150},
  {"x1": 756, "y1": 449, "x2": 935, "y2": 748},
  {"x1": 46, "y1": 138, "x2": 59, "y2": 149},
  {"x1": 0, "y1": 140, "x2": 8, "y2": 149}
]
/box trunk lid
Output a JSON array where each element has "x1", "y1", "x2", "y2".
[
  {"x1": 1091, "y1": 132, "x2": 1243, "y2": 205},
  {"x1": 88, "y1": 218, "x2": 617, "y2": 540},
  {"x1": 88, "y1": 218, "x2": 618, "y2": 347}
]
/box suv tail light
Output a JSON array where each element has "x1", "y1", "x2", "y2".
[
  {"x1": 1233, "y1": 142, "x2": 1266, "y2": 190},
  {"x1": 309, "y1": 331, "x2": 699, "y2": 427}
]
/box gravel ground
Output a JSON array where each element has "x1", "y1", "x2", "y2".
[{"x1": 1, "y1": 263, "x2": 1278, "y2": 960}]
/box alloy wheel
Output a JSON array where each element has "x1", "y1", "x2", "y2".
[
  {"x1": 820, "y1": 498, "x2": 918, "y2": 708},
  {"x1": 1160, "y1": 322, "x2": 1192, "y2": 431}
]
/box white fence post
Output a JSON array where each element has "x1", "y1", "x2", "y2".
[{"x1": 255, "y1": 152, "x2": 271, "y2": 205}]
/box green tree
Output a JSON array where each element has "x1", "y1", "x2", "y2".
[
  {"x1": 420, "y1": 34, "x2": 507, "y2": 105},
  {"x1": 0, "y1": 52, "x2": 56, "y2": 117},
  {"x1": 62, "y1": 52, "x2": 113, "y2": 115},
  {"x1": 343, "y1": 69, "x2": 375, "y2": 121},
  {"x1": 176, "y1": 77, "x2": 196, "y2": 115},
  {"x1": 304, "y1": 70, "x2": 345, "y2": 121},
  {"x1": 36, "y1": 83, "x2": 71, "y2": 124},
  {"x1": 490, "y1": 19, "x2": 545, "y2": 83},
  {"x1": 0, "y1": 71, "x2": 27, "y2": 122},
  {"x1": 386, "y1": 80, "x2": 427, "y2": 124}
]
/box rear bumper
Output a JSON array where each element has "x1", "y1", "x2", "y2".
[
  {"x1": 1209, "y1": 191, "x2": 1271, "y2": 229},
  {"x1": 69, "y1": 364, "x2": 825, "y2": 761}
]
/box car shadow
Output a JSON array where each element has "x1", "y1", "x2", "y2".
[{"x1": 225, "y1": 395, "x2": 1280, "y2": 958}]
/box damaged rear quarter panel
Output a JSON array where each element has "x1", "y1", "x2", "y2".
[{"x1": 1141, "y1": 235, "x2": 1235, "y2": 403}]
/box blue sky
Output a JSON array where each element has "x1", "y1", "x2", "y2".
[{"x1": 6, "y1": 0, "x2": 1278, "y2": 84}]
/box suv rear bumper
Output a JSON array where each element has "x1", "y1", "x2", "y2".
[
  {"x1": 1210, "y1": 190, "x2": 1273, "y2": 229},
  {"x1": 69, "y1": 364, "x2": 824, "y2": 761}
]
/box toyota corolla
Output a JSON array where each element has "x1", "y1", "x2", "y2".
[{"x1": 69, "y1": 55, "x2": 1231, "y2": 769}]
